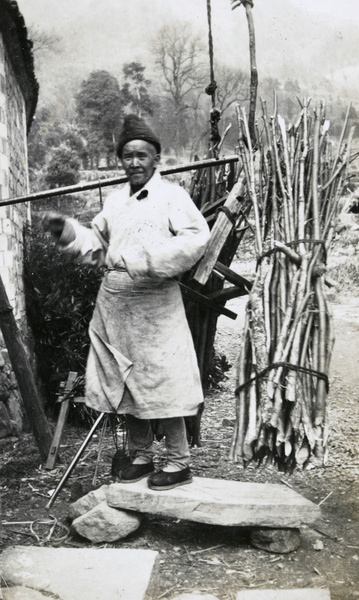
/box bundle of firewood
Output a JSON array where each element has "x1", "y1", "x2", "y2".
[{"x1": 229, "y1": 100, "x2": 355, "y2": 470}]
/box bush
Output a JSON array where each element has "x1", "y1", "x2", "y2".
[
  {"x1": 44, "y1": 144, "x2": 81, "y2": 189},
  {"x1": 24, "y1": 222, "x2": 102, "y2": 408}
]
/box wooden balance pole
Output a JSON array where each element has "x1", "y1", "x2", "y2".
[{"x1": 0, "y1": 274, "x2": 53, "y2": 461}]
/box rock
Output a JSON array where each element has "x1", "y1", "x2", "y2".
[
  {"x1": 250, "y1": 528, "x2": 301, "y2": 553},
  {"x1": 72, "y1": 501, "x2": 142, "y2": 542},
  {"x1": 312, "y1": 539, "x2": 324, "y2": 551},
  {"x1": 68, "y1": 484, "x2": 109, "y2": 520}
]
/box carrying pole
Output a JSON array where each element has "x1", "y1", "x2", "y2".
[
  {"x1": 0, "y1": 155, "x2": 239, "y2": 208},
  {"x1": 46, "y1": 412, "x2": 106, "y2": 510}
]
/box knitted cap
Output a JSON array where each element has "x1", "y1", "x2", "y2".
[{"x1": 116, "y1": 114, "x2": 161, "y2": 157}]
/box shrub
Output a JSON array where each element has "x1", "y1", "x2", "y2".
[
  {"x1": 44, "y1": 144, "x2": 81, "y2": 189},
  {"x1": 23, "y1": 222, "x2": 102, "y2": 408}
]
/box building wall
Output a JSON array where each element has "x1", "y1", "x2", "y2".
[
  {"x1": 0, "y1": 31, "x2": 31, "y2": 437},
  {"x1": 0, "y1": 33, "x2": 30, "y2": 317}
]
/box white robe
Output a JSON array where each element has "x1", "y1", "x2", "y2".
[{"x1": 60, "y1": 171, "x2": 210, "y2": 417}]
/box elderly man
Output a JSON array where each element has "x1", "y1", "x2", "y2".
[{"x1": 43, "y1": 114, "x2": 210, "y2": 490}]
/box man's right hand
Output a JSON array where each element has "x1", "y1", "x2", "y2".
[{"x1": 42, "y1": 211, "x2": 66, "y2": 238}]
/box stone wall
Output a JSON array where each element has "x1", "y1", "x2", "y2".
[{"x1": 0, "y1": 28, "x2": 33, "y2": 438}]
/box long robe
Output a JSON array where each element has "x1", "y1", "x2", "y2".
[{"x1": 60, "y1": 171, "x2": 210, "y2": 418}]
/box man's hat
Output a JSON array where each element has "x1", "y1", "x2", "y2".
[{"x1": 116, "y1": 114, "x2": 161, "y2": 157}]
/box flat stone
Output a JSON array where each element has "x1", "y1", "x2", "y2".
[
  {"x1": 107, "y1": 477, "x2": 320, "y2": 528},
  {"x1": 0, "y1": 545, "x2": 158, "y2": 600},
  {"x1": 68, "y1": 484, "x2": 109, "y2": 520},
  {"x1": 1, "y1": 586, "x2": 49, "y2": 599},
  {"x1": 236, "y1": 590, "x2": 330, "y2": 600},
  {"x1": 250, "y1": 528, "x2": 301, "y2": 553},
  {"x1": 72, "y1": 501, "x2": 142, "y2": 542}
]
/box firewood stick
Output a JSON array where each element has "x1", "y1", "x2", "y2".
[
  {"x1": 330, "y1": 103, "x2": 350, "y2": 177},
  {"x1": 266, "y1": 269, "x2": 300, "y2": 400},
  {"x1": 278, "y1": 115, "x2": 295, "y2": 241},
  {"x1": 311, "y1": 103, "x2": 322, "y2": 240},
  {"x1": 239, "y1": 106, "x2": 263, "y2": 255},
  {"x1": 271, "y1": 115, "x2": 291, "y2": 243}
]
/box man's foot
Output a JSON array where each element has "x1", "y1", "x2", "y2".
[
  {"x1": 147, "y1": 467, "x2": 193, "y2": 491},
  {"x1": 120, "y1": 462, "x2": 155, "y2": 483}
]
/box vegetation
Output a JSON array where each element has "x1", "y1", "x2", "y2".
[
  {"x1": 23, "y1": 221, "x2": 102, "y2": 408},
  {"x1": 43, "y1": 144, "x2": 81, "y2": 189},
  {"x1": 75, "y1": 70, "x2": 123, "y2": 169},
  {"x1": 27, "y1": 16, "x2": 359, "y2": 184}
]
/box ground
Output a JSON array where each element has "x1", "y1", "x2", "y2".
[{"x1": 1, "y1": 246, "x2": 359, "y2": 599}]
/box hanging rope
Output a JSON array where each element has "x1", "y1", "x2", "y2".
[
  {"x1": 205, "y1": 0, "x2": 221, "y2": 152},
  {"x1": 205, "y1": 0, "x2": 216, "y2": 108},
  {"x1": 98, "y1": 181, "x2": 103, "y2": 209}
]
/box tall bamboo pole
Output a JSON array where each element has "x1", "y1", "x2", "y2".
[{"x1": 231, "y1": 0, "x2": 258, "y2": 145}]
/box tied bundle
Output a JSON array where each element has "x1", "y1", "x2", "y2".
[{"x1": 229, "y1": 99, "x2": 355, "y2": 471}]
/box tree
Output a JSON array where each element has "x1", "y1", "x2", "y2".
[
  {"x1": 75, "y1": 70, "x2": 123, "y2": 168},
  {"x1": 216, "y1": 64, "x2": 250, "y2": 115},
  {"x1": 27, "y1": 106, "x2": 87, "y2": 182},
  {"x1": 152, "y1": 23, "x2": 207, "y2": 154},
  {"x1": 27, "y1": 25, "x2": 61, "y2": 55},
  {"x1": 122, "y1": 62, "x2": 153, "y2": 117},
  {"x1": 27, "y1": 106, "x2": 56, "y2": 171},
  {"x1": 43, "y1": 144, "x2": 81, "y2": 189}
]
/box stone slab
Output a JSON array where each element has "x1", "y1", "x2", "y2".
[
  {"x1": 236, "y1": 590, "x2": 330, "y2": 600},
  {"x1": 0, "y1": 546, "x2": 158, "y2": 600},
  {"x1": 107, "y1": 477, "x2": 321, "y2": 528}
]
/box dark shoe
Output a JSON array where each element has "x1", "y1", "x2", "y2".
[
  {"x1": 111, "y1": 449, "x2": 132, "y2": 480},
  {"x1": 147, "y1": 467, "x2": 193, "y2": 491},
  {"x1": 120, "y1": 462, "x2": 155, "y2": 483}
]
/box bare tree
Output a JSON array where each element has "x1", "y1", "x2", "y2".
[
  {"x1": 152, "y1": 23, "x2": 207, "y2": 154},
  {"x1": 27, "y1": 26, "x2": 60, "y2": 55},
  {"x1": 216, "y1": 64, "x2": 250, "y2": 114}
]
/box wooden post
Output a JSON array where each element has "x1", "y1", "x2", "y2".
[
  {"x1": 0, "y1": 274, "x2": 53, "y2": 461},
  {"x1": 44, "y1": 371, "x2": 78, "y2": 470}
]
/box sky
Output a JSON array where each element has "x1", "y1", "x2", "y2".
[
  {"x1": 16, "y1": 0, "x2": 359, "y2": 29},
  {"x1": 15, "y1": 0, "x2": 359, "y2": 108}
]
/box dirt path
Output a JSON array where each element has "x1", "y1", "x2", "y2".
[{"x1": 1, "y1": 293, "x2": 359, "y2": 600}]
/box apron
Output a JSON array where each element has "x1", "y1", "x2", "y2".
[{"x1": 85, "y1": 269, "x2": 203, "y2": 418}]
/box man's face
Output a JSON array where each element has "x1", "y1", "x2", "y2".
[{"x1": 121, "y1": 140, "x2": 160, "y2": 192}]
